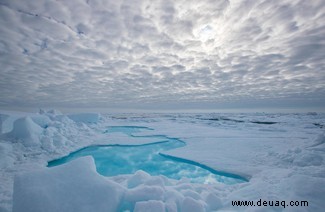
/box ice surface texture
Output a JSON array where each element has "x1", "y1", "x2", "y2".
[
  {"x1": 0, "y1": 111, "x2": 324, "y2": 212},
  {"x1": 13, "y1": 157, "x2": 124, "y2": 212},
  {"x1": 14, "y1": 156, "x2": 225, "y2": 212},
  {"x1": 6, "y1": 116, "x2": 43, "y2": 147},
  {"x1": 48, "y1": 126, "x2": 247, "y2": 184}
]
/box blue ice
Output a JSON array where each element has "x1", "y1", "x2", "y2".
[{"x1": 48, "y1": 126, "x2": 247, "y2": 184}]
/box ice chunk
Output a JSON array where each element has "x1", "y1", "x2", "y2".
[
  {"x1": 30, "y1": 115, "x2": 51, "y2": 128},
  {"x1": 181, "y1": 189, "x2": 201, "y2": 200},
  {"x1": 13, "y1": 156, "x2": 125, "y2": 212},
  {"x1": 165, "y1": 200, "x2": 178, "y2": 212},
  {"x1": 204, "y1": 192, "x2": 222, "y2": 210},
  {"x1": 7, "y1": 116, "x2": 42, "y2": 147},
  {"x1": 165, "y1": 189, "x2": 184, "y2": 209},
  {"x1": 180, "y1": 197, "x2": 205, "y2": 212},
  {"x1": 125, "y1": 185, "x2": 164, "y2": 203},
  {"x1": 0, "y1": 114, "x2": 9, "y2": 134},
  {"x1": 40, "y1": 109, "x2": 62, "y2": 116},
  {"x1": 134, "y1": 200, "x2": 165, "y2": 212},
  {"x1": 40, "y1": 136, "x2": 54, "y2": 152},
  {"x1": 144, "y1": 175, "x2": 166, "y2": 187},
  {"x1": 127, "y1": 170, "x2": 151, "y2": 188},
  {"x1": 0, "y1": 113, "x2": 17, "y2": 134},
  {"x1": 68, "y1": 113, "x2": 100, "y2": 123},
  {"x1": 38, "y1": 109, "x2": 63, "y2": 121}
]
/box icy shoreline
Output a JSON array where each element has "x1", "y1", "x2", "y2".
[{"x1": 1, "y1": 110, "x2": 325, "y2": 211}]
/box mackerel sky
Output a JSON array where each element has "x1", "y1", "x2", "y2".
[{"x1": 0, "y1": 0, "x2": 324, "y2": 112}]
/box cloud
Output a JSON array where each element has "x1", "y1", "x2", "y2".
[{"x1": 0, "y1": 0, "x2": 324, "y2": 110}]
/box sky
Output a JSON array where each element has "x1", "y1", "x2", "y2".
[{"x1": 0, "y1": 0, "x2": 324, "y2": 112}]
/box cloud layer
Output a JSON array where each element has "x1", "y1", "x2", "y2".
[{"x1": 0, "y1": 0, "x2": 324, "y2": 110}]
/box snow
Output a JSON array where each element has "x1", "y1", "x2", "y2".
[
  {"x1": 181, "y1": 197, "x2": 206, "y2": 212},
  {"x1": 0, "y1": 114, "x2": 9, "y2": 134},
  {"x1": 30, "y1": 115, "x2": 51, "y2": 128},
  {"x1": 127, "y1": 170, "x2": 151, "y2": 188},
  {"x1": 134, "y1": 200, "x2": 165, "y2": 212},
  {"x1": 13, "y1": 156, "x2": 124, "y2": 212},
  {"x1": 204, "y1": 192, "x2": 222, "y2": 211},
  {"x1": 5, "y1": 116, "x2": 43, "y2": 147},
  {"x1": 0, "y1": 111, "x2": 324, "y2": 211},
  {"x1": 0, "y1": 143, "x2": 13, "y2": 169}
]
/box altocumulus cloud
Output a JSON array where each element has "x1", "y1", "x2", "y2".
[{"x1": 0, "y1": 0, "x2": 324, "y2": 111}]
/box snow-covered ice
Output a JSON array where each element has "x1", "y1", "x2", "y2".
[
  {"x1": 0, "y1": 110, "x2": 324, "y2": 211},
  {"x1": 67, "y1": 113, "x2": 100, "y2": 123},
  {"x1": 13, "y1": 156, "x2": 124, "y2": 212}
]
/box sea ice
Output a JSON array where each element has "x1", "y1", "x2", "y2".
[
  {"x1": 67, "y1": 113, "x2": 100, "y2": 123},
  {"x1": 0, "y1": 111, "x2": 324, "y2": 212},
  {"x1": 6, "y1": 116, "x2": 42, "y2": 147},
  {"x1": 13, "y1": 156, "x2": 124, "y2": 212}
]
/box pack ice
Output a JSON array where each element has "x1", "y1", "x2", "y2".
[{"x1": 0, "y1": 110, "x2": 324, "y2": 211}]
